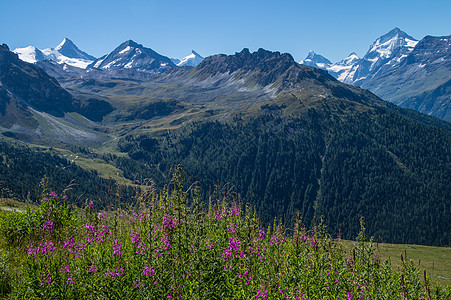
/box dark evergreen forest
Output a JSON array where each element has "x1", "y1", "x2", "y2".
[{"x1": 114, "y1": 108, "x2": 451, "y2": 246}]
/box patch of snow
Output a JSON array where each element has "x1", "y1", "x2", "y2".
[
  {"x1": 55, "y1": 55, "x2": 92, "y2": 69},
  {"x1": 103, "y1": 58, "x2": 120, "y2": 69},
  {"x1": 54, "y1": 38, "x2": 68, "y2": 51},
  {"x1": 93, "y1": 58, "x2": 105, "y2": 68},
  {"x1": 41, "y1": 48, "x2": 53, "y2": 56},
  {"x1": 119, "y1": 46, "x2": 131, "y2": 54},
  {"x1": 176, "y1": 50, "x2": 204, "y2": 67},
  {"x1": 124, "y1": 61, "x2": 134, "y2": 69},
  {"x1": 405, "y1": 38, "x2": 418, "y2": 49},
  {"x1": 13, "y1": 46, "x2": 40, "y2": 63}
]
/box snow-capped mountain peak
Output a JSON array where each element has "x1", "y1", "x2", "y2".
[
  {"x1": 55, "y1": 38, "x2": 71, "y2": 51},
  {"x1": 347, "y1": 28, "x2": 419, "y2": 84},
  {"x1": 342, "y1": 52, "x2": 359, "y2": 64},
  {"x1": 175, "y1": 50, "x2": 204, "y2": 67},
  {"x1": 88, "y1": 40, "x2": 176, "y2": 73},
  {"x1": 13, "y1": 46, "x2": 45, "y2": 63},
  {"x1": 325, "y1": 52, "x2": 361, "y2": 82},
  {"x1": 13, "y1": 38, "x2": 96, "y2": 69},
  {"x1": 300, "y1": 50, "x2": 332, "y2": 68},
  {"x1": 366, "y1": 28, "x2": 418, "y2": 62},
  {"x1": 299, "y1": 28, "x2": 419, "y2": 85},
  {"x1": 53, "y1": 38, "x2": 96, "y2": 61}
]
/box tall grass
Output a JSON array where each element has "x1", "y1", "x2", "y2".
[{"x1": 0, "y1": 166, "x2": 449, "y2": 299}]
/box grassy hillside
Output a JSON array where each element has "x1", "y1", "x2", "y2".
[{"x1": 342, "y1": 241, "x2": 451, "y2": 287}]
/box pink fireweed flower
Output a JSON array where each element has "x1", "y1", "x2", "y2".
[
  {"x1": 28, "y1": 246, "x2": 39, "y2": 257},
  {"x1": 112, "y1": 239, "x2": 122, "y2": 257},
  {"x1": 222, "y1": 236, "x2": 241, "y2": 259},
  {"x1": 62, "y1": 239, "x2": 81, "y2": 255},
  {"x1": 49, "y1": 192, "x2": 57, "y2": 199},
  {"x1": 28, "y1": 241, "x2": 55, "y2": 257},
  {"x1": 87, "y1": 265, "x2": 97, "y2": 273},
  {"x1": 131, "y1": 232, "x2": 146, "y2": 255},
  {"x1": 61, "y1": 263, "x2": 70, "y2": 273},
  {"x1": 40, "y1": 273, "x2": 52, "y2": 286},
  {"x1": 238, "y1": 271, "x2": 252, "y2": 285},
  {"x1": 347, "y1": 292, "x2": 353, "y2": 299},
  {"x1": 84, "y1": 223, "x2": 111, "y2": 244},
  {"x1": 86, "y1": 201, "x2": 94, "y2": 210},
  {"x1": 205, "y1": 240, "x2": 213, "y2": 248},
  {"x1": 269, "y1": 236, "x2": 279, "y2": 245},
  {"x1": 63, "y1": 239, "x2": 73, "y2": 248},
  {"x1": 256, "y1": 288, "x2": 269, "y2": 300},
  {"x1": 104, "y1": 268, "x2": 125, "y2": 279},
  {"x1": 162, "y1": 214, "x2": 178, "y2": 231},
  {"x1": 213, "y1": 210, "x2": 221, "y2": 220},
  {"x1": 228, "y1": 225, "x2": 237, "y2": 234},
  {"x1": 42, "y1": 241, "x2": 55, "y2": 255},
  {"x1": 66, "y1": 277, "x2": 75, "y2": 285},
  {"x1": 159, "y1": 235, "x2": 172, "y2": 251},
  {"x1": 42, "y1": 219, "x2": 54, "y2": 232},
  {"x1": 143, "y1": 265, "x2": 155, "y2": 276}
]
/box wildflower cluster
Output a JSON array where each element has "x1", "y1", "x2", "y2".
[{"x1": 1, "y1": 168, "x2": 449, "y2": 299}]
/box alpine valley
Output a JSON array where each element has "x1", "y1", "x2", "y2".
[{"x1": 1, "y1": 30, "x2": 450, "y2": 247}]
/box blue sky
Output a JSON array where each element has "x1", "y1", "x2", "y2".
[{"x1": 1, "y1": 0, "x2": 450, "y2": 62}]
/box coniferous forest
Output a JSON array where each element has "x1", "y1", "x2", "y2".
[{"x1": 113, "y1": 107, "x2": 451, "y2": 246}]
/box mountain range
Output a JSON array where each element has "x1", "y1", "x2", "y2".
[
  {"x1": 13, "y1": 29, "x2": 450, "y2": 121},
  {"x1": 15, "y1": 39, "x2": 205, "y2": 82},
  {"x1": 1, "y1": 33, "x2": 451, "y2": 246},
  {"x1": 300, "y1": 28, "x2": 450, "y2": 121},
  {"x1": 14, "y1": 38, "x2": 205, "y2": 72}
]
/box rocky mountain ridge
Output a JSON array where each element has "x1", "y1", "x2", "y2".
[{"x1": 300, "y1": 28, "x2": 450, "y2": 121}]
